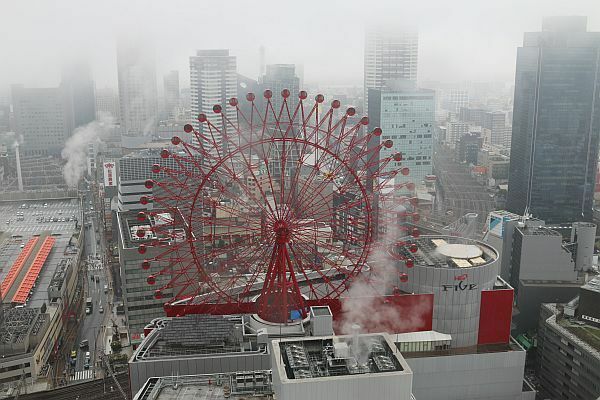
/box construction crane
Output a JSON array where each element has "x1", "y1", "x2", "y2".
[{"x1": 98, "y1": 351, "x2": 128, "y2": 400}]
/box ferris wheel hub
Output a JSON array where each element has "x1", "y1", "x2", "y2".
[{"x1": 273, "y1": 220, "x2": 292, "y2": 243}]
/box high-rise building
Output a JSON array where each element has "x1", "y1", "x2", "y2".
[
  {"x1": 95, "y1": 87, "x2": 120, "y2": 121},
  {"x1": 364, "y1": 26, "x2": 418, "y2": 111},
  {"x1": 163, "y1": 70, "x2": 180, "y2": 120},
  {"x1": 368, "y1": 80, "x2": 434, "y2": 188},
  {"x1": 261, "y1": 64, "x2": 300, "y2": 110},
  {"x1": 189, "y1": 50, "x2": 237, "y2": 148},
  {"x1": 441, "y1": 89, "x2": 470, "y2": 114},
  {"x1": 11, "y1": 85, "x2": 72, "y2": 156},
  {"x1": 482, "y1": 111, "x2": 508, "y2": 147},
  {"x1": 507, "y1": 17, "x2": 600, "y2": 224},
  {"x1": 61, "y1": 61, "x2": 96, "y2": 129},
  {"x1": 536, "y1": 280, "x2": 600, "y2": 400},
  {"x1": 445, "y1": 120, "x2": 470, "y2": 147},
  {"x1": 117, "y1": 38, "x2": 158, "y2": 136}
]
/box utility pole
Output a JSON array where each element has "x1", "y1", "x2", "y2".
[{"x1": 98, "y1": 351, "x2": 127, "y2": 400}]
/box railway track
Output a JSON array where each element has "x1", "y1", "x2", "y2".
[{"x1": 17, "y1": 372, "x2": 130, "y2": 400}]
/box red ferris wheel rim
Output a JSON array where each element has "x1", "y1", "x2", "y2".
[{"x1": 140, "y1": 90, "x2": 416, "y2": 323}]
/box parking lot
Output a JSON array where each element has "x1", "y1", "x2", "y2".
[{"x1": 0, "y1": 199, "x2": 81, "y2": 234}]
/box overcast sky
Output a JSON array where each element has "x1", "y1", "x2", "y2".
[{"x1": 1, "y1": 0, "x2": 599, "y2": 91}]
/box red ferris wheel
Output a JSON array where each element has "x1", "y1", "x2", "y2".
[{"x1": 137, "y1": 89, "x2": 419, "y2": 324}]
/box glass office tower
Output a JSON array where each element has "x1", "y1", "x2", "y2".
[{"x1": 507, "y1": 16, "x2": 600, "y2": 224}]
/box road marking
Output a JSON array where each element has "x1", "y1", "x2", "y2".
[{"x1": 71, "y1": 369, "x2": 94, "y2": 382}]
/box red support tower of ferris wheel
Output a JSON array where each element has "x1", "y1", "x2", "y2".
[{"x1": 137, "y1": 89, "x2": 419, "y2": 324}]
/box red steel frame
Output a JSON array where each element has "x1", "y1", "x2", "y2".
[
  {"x1": 0, "y1": 237, "x2": 39, "y2": 299},
  {"x1": 12, "y1": 236, "x2": 55, "y2": 304},
  {"x1": 142, "y1": 90, "x2": 419, "y2": 323}
]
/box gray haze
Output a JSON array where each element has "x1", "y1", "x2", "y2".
[{"x1": 1, "y1": 0, "x2": 599, "y2": 90}]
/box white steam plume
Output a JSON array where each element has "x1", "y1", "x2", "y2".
[
  {"x1": 61, "y1": 114, "x2": 113, "y2": 188},
  {"x1": 338, "y1": 200, "x2": 428, "y2": 336}
]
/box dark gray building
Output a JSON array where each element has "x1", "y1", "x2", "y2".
[
  {"x1": 537, "y1": 280, "x2": 600, "y2": 400},
  {"x1": 506, "y1": 17, "x2": 600, "y2": 224}
]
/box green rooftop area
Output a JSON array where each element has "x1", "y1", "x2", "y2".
[{"x1": 559, "y1": 318, "x2": 600, "y2": 350}]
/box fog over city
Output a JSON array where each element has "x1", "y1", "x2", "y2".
[
  {"x1": 2, "y1": 1, "x2": 600, "y2": 399},
  {"x1": 1, "y1": 0, "x2": 599, "y2": 89}
]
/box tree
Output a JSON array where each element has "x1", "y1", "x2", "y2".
[{"x1": 110, "y1": 341, "x2": 122, "y2": 353}]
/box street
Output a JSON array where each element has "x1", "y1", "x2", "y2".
[{"x1": 70, "y1": 193, "x2": 112, "y2": 380}]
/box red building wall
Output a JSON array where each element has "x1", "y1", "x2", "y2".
[{"x1": 478, "y1": 288, "x2": 514, "y2": 345}]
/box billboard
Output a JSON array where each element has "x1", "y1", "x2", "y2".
[{"x1": 103, "y1": 161, "x2": 116, "y2": 187}]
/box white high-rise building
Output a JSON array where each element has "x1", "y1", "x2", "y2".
[
  {"x1": 189, "y1": 50, "x2": 237, "y2": 149},
  {"x1": 364, "y1": 26, "x2": 418, "y2": 111},
  {"x1": 117, "y1": 38, "x2": 158, "y2": 137}
]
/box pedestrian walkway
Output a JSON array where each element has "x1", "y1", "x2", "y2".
[{"x1": 70, "y1": 369, "x2": 94, "y2": 383}]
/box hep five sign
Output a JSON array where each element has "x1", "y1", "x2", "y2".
[
  {"x1": 103, "y1": 161, "x2": 116, "y2": 187},
  {"x1": 442, "y1": 273, "x2": 478, "y2": 291}
]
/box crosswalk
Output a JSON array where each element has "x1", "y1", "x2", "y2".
[
  {"x1": 87, "y1": 264, "x2": 104, "y2": 271},
  {"x1": 70, "y1": 369, "x2": 94, "y2": 382}
]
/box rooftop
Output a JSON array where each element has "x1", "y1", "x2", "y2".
[
  {"x1": 545, "y1": 304, "x2": 600, "y2": 360},
  {"x1": 134, "y1": 372, "x2": 273, "y2": 400},
  {"x1": 132, "y1": 315, "x2": 263, "y2": 362},
  {"x1": 274, "y1": 334, "x2": 407, "y2": 380},
  {"x1": 118, "y1": 210, "x2": 186, "y2": 250},
  {"x1": 581, "y1": 277, "x2": 600, "y2": 294},
  {"x1": 393, "y1": 236, "x2": 497, "y2": 269}
]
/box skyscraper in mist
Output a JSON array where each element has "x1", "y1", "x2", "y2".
[
  {"x1": 261, "y1": 64, "x2": 300, "y2": 110},
  {"x1": 163, "y1": 70, "x2": 180, "y2": 120},
  {"x1": 11, "y1": 85, "x2": 71, "y2": 156},
  {"x1": 506, "y1": 16, "x2": 600, "y2": 224},
  {"x1": 189, "y1": 50, "x2": 237, "y2": 146},
  {"x1": 61, "y1": 61, "x2": 96, "y2": 128},
  {"x1": 95, "y1": 87, "x2": 120, "y2": 121},
  {"x1": 117, "y1": 38, "x2": 158, "y2": 136},
  {"x1": 364, "y1": 26, "x2": 418, "y2": 111}
]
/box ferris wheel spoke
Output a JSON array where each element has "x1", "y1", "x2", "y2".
[{"x1": 287, "y1": 239, "x2": 348, "y2": 299}]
